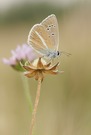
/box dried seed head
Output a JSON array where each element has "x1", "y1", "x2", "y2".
[
  {"x1": 32, "y1": 58, "x2": 47, "y2": 67},
  {"x1": 23, "y1": 57, "x2": 60, "y2": 81}
]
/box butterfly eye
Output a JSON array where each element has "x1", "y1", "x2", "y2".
[{"x1": 57, "y1": 51, "x2": 60, "y2": 55}]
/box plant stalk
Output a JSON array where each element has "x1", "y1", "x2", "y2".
[
  {"x1": 21, "y1": 74, "x2": 33, "y2": 113},
  {"x1": 30, "y1": 77, "x2": 42, "y2": 135}
]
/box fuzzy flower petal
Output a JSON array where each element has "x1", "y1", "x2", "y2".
[
  {"x1": 3, "y1": 44, "x2": 39, "y2": 71},
  {"x1": 3, "y1": 56, "x2": 16, "y2": 65}
]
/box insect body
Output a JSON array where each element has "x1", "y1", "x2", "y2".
[{"x1": 28, "y1": 14, "x2": 60, "y2": 59}]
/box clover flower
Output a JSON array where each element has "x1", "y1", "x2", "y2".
[{"x1": 3, "y1": 44, "x2": 38, "y2": 71}]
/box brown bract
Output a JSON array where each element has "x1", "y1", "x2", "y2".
[{"x1": 23, "y1": 57, "x2": 60, "y2": 81}]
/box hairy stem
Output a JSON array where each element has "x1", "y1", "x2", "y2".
[
  {"x1": 21, "y1": 74, "x2": 33, "y2": 113},
  {"x1": 30, "y1": 77, "x2": 42, "y2": 135}
]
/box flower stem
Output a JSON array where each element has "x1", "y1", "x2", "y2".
[
  {"x1": 21, "y1": 74, "x2": 33, "y2": 113},
  {"x1": 30, "y1": 77, "x2": 42, "y2": 135}
]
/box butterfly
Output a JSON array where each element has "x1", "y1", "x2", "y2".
[{"x1": 28, "y1": 14, "x2": 70, "y2": 59}]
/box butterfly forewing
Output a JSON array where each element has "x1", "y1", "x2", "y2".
[
  {"x1": 41, "y1": 14, "x2": 59, "y2": 51},
  {"x1": 28, "y1": 24, "x2": 55, "y2": 55}
]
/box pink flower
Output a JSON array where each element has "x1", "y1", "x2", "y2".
[{"x1": 3, "y1": 44, "x2": 38, "y2": 71}]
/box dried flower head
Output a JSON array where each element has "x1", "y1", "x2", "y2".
[
  {"x1": 3, "y1": 44, "x2": 38, "y2": 71},
  {"x1": 23, "y1": 57, "x2": 60, "y2": 81}
]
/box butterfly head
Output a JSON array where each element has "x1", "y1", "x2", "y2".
[
  {"x1": 45, "y1": 50, "x2": 60, "y2": 59},
  {"x1": 56, "y1": 51, "x2": 60, "y2": 56}
]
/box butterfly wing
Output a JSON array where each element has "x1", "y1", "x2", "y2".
[
  {"x1": 41, "y1": 14, "x2": 59, "y2": 51},
  {"x1": 28, "y1": 24, "x2": 55, "y2": 55},
  {"x1": 28, "y1": 14, "x2": 59, "y2": 56}
]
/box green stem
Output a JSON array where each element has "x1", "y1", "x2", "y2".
[{"x1": 21, "y1": 74, "x2": 33, "y2": 113}]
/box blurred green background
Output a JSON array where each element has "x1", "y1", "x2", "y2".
[{"x1": 0, "y1": 0, "x2": 91, "y2": 135}]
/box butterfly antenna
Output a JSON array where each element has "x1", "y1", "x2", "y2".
[{"x1": 60, "y1": 51, "x2": 71, "y2": 57}]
